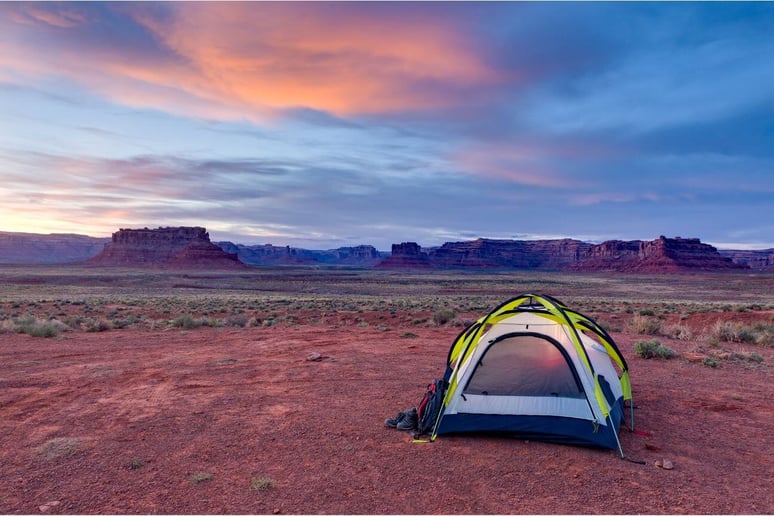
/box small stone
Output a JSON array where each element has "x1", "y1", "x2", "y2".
[
  {"x1": 662, "y1": 459, "x2": 674, "y2": 470},
  {"x1": 654, "y1": 459, "x2": 663, "y2": 468},
  {"x1": 39, "y1": 501, "x2": 60, "y2": 513},
  {"x1": 273, "y1": 509, "x2": 281, "y2": 514},
  {"x1": 305, "y1": 352, "x2": 323, "y2": 362}
]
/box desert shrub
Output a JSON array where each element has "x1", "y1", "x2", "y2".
[
  {"x1": 86, "y1": 318, "x2": 112, "y2": 332},
  {"x1": 432, "y1": 309, "x2": 456, "y2": 326},
  {"x1": 199, "y1": 317, "x2": 222, "y2": 328},
  {"x1": 710, "y1": 321, "x2": 736, "y2": 343},
  {"x1": 702, "y1": 357, "x2": 720, "y2": 368},
  {"x1": 400, "y1": 332, "x2": 418, "y2": 339},
  {"x1": 0, "y1": 318, "x2": 16, "y2": 333},
  {"x1": 16, "y1": 317, "x2": 63, "y2": 338},
  {"x1": 225, "y1": 313, "x2": 250, "y2": 327},
  {"x1": 596, "y1": 319, "x2": 622, "y2": 333},
  {"x1": 451, "y1": 317, "x2": 475, "y2": 328},
  {"x1": 190, "y1": 472, "x2": 213, "y2": 483},
  {"x1": 638, "y1": 308, "x2": 656, "y2": 317},
  {"x1": 751, "y1": 323, "x2": 774, "y2": 347},
  {"x1": 23, "y1": 322, "x2": 60, "y2": 338},
  {"x1": 251, "y1": 476, "x2": 276, "y2": 491},
  {"x1": 172, "y1": 315, "x2": 201, "y2": 329},
  {"x1": 665, "y1": 324, "x2": 693, "y2": 341},
  {"x1": 633, "y1": 339, "x2": 676, "y2": 359},
  {"x1": 629, "y1": 315, "x2": 662, "y2": 335},
  {"x1": 709, "y1": 321, "x2": 760, "y2": 345},
  {"x1": 730, "y1": 351, "x2": 764, "y2": 364},
  {"x1": 37, "y1": 437, "x2": 82, "y2": 459}
]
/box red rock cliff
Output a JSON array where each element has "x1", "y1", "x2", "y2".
[
  {"x1": 571, "y1": 236, "x2": 746, "y2": 272},
  {"x1": 87, "y1": 227, "x2": 245, "y2": 269},
  {"x1": 378, "y1": 236, "x2": 748, "y2": 272},
  {"x1": 375, "y1": 242, "x2": 431, "y2": 268}
]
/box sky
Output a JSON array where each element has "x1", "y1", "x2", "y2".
[{"x1": 1, "y1": 2, "x2": 773, "y2": 251}]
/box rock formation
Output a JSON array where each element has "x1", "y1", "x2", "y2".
[
  {"x1": 87, "y1": 227, "x2": 245, "y2": 269},
  {"x1": 718, "y1": 249, "x2": 774, "y2": 270},
  {"x1": 216, "y1": 242, "x2": 386, "y2": 267},
  {"x1": 375, "y1": 242, "x2": 432, "y2": 269},
  {"x1": 0, "y1": 232, "x2": 110, "y2": 264},
  {"x1": 570, "y1": 236, "x2": 746, "y2": 272},
  {"x1": 378, "y1": 236, "x2": 748, "y2": 272},
  {"x1": 427, "y1": 238, "x2": 593, "y2": 269},
  {"x1": 0, "y1": 228, "x2": 761, "y2": 273}
]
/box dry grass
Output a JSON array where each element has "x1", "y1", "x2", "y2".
[
  {"x1": 708, "y1": 321, "x2": 774, "y2": 347},
  {"x1": 629, "y1": 315, "x2": 662, "y2": 335},
  {"x1": 37, "y1": 437, "x2": 83, "y2": 459},
  {"x1": 1, "y1": 267, "x2": 771, "y2": 339}
]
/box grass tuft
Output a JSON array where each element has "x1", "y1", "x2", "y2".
[
  {"x1": 251, "y1": 476, "x2": 276, "y2": 491},
  {"x1": 190, "y1": 472, "x2": 213, "y2": 483},
  {"x1": 37, "y1": 437, "x2": 82, "y2": 459},
  {"x1": 633, "y1": 339, "x2": 676, "y2": 359},
  {"x1": 432, "y1": 309, "x2": 456, "y2": 326},
  {"x1": 629, "y1": 315, "x2": 662, "y2": 335}
]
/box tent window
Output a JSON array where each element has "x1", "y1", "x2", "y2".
[{"x1": 464, "y1": 334, "x2": 583, "y2": 397}]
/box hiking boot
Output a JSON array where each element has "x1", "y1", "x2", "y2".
[
  {"x1": 384, "y1": 410, "x2": 407, "y2": 428},
  {"x1": 396, "y1": 408, "x2": 418, "y2": 431}
]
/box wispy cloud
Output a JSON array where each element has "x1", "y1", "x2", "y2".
[
  {"x1": 449, "y1": 140, "x2": 615, "y2": 188},
  {"x1": 1, "y1": 3, "x2": 505, "y2": 122}
]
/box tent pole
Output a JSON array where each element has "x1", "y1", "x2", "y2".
[{"x1": 609, "y1": 415, "x2": 626, "y2": 459}]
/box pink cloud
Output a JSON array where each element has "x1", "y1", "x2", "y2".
[
  {"x1": 1, "y1": 3, "x2": 506, "y2": 120},
  {"x1": 7, "y1": 4, "x2": 89, "y2": 28},
  {"x1": 451, "y1": 142, "x2": 596, "y2": 188}
]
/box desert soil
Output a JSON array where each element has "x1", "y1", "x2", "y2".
[
  {"x1": 1, "y1": 268, "x2": 773, "y2": 514},
  {"x1": 1, "y1": 310, "x2": 772, "y2": 515}
]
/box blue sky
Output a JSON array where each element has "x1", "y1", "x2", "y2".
[{"x1": 1, "y1": 2, "x2": 772, "y2": 250}]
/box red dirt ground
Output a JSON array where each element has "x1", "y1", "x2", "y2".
[{"x1": 1, "y1": 313, "x2": 773, "y2": 514}]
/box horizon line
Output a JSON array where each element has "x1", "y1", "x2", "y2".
[{"x1": 2, "y1": 228, "x2": 772, "y2": 252}]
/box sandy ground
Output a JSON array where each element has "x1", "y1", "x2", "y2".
[{"x1": 1, "y1": 311, "x2": 773, "y2": 514}]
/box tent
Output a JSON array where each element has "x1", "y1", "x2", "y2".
[{"x1": 428, "y1": 294, "x2": 633, "y2": 456}]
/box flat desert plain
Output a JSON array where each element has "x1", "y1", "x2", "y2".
[{"x1": 0, "y1": 267, "x2": 772, "y2": 514}]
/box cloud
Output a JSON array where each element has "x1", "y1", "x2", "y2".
[
  {"x1": 7, "y1": 3, "x2": 90, "y2": 28},
  {"x1": 449, "y1": 139, "x2": 617, "y2": 187},
  {"x1": 0, "y1": 3, "x2": 506, "y2": 122}
]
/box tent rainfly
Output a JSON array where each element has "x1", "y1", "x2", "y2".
[{"x1": 428, "y1": 294, "x2": 633, "y2": 456}]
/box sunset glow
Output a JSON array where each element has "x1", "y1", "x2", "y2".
[{"x1": 1, "y1": 2, "x2": 773, "y2": 249}]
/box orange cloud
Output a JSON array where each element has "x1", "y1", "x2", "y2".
[
  {"x1": 2, "y1": 3, "x2": 505, "y2": 121},
  {"x1": 135, "y1": 3, "x2": 504, "y2": 116}
]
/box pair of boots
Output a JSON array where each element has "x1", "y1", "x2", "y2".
[{"x1": 384, "y1": 407, "x2": 417, "y2": 431}]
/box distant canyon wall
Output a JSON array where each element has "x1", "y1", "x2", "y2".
[
  {"x1": 719, "y1": 249, "x2": 774, "y2": 269},
  {"x1": 0, "y1": 232, "x2": 110, "y2": 264},
  {"x1": 378, "y1": 236, "x2": 750, "y2": 272},
  {"x1": 216, "y1": 242, "x2": 387, "y2": 267},
  {"x1": 2, "y1": 228, "x2": 772, "y2": 271}
]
